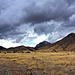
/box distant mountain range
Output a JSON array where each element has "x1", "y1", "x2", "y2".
[
  {"x1": 5, "y1": 46, "x2": 35, "y2": 52},
  {"x1": 0, "y1": 33, "x2": 75, "y2": 52}
]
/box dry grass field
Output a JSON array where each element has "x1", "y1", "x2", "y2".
[{"x1": 0, "y1": 51, "x2": 75, "y2": 75}]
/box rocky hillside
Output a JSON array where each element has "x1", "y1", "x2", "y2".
[
  {"x1": 5, "y1": 45, "x2": 35, "y2": 52},
  {"x1": 35, "y1": 41, "x2": 51, "y2": 49},
  {"x1": 0, "y1": 46, "x2": 6, "y2": 50},
  {"x1": 37, "y1": 33, "x2": 75, "y2": 52}
]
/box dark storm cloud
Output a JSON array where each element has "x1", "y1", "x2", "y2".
[
  {"x1": 23, "y1": 0, "x2": 75, "y2": 24},
  {"x1": 0, "y1": 0, "x2": 75, "y2": 43},
  {"x1": 23, "y1": 0, "x2": 71, "y2": 23},
  {"x1": 66, "y1": 0, "x2": 75, "y2": 5}
]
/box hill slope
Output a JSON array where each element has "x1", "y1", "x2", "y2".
[
  {"x1": 35, "y1": 41, "x2": 51, "y2": 49},
  {"x1": 37, "y1": 33, "x2": 75, "y2": 52},
  {"x1": 5, "y1": 46, "x2": 35, "y2": 52},
  {"x1": 0, "y1": 46, "x2": 6, "y2": 50}
]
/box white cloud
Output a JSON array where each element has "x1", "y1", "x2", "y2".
[
  {"x1": 33, "y1": 34, "x2": 49, "y2": 44},
  {"x1": 0, "y1": 39, "x2": 20, "y2": 48}
]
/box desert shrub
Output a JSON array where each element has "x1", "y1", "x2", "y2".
[
  {"x1": 30, "y1": 72, "x2": 33, "y2": 75},
  {"x1": 7, "y1": 51, "x2": 11, "y2": 53},
  {"x1": 22, "y1": 51, "x2": 24, "y2": 53},
  {"x1": 26, "y1": 51, "x2": 31, "y2": 53},
  {"x1": 7, "y1": 52, "x2": 9, "y2": 53},
  {"x1": 4, "y1": 52, "x2": 6, "y2": 54},
  {"x1": 13, "y1": 51, "x2": 17, "y2": 53},
  {"x1": 67, "y1": 53, "x2": 69, "y2": 55}
]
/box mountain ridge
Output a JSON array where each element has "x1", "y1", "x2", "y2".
[
  {"x1": 0, "y1": 33, "x2": 75, "y2": 52},
  {"x1": 0, "y1": 46, "x2": 6, "y2": 50},
  {"x1": 37, "y1": 33, "x2": 75, "y2": 52},
  {"x1": 35, "y1": 41, "x2": 51, "y2": 49}
]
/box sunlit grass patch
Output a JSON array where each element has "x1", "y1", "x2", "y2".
[{"x1": 0, "y1": 51, "x2": 75, "y2": 75}]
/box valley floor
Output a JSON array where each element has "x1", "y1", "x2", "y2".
[{"x1": 0, "y1": 51, "x2": 75, "y2": 75}]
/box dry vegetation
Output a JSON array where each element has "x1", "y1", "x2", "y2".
[{"x1": 0, "y1": 51, "x2": 75, "y2": 75}]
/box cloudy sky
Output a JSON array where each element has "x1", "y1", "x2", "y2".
[{"x1": 0, "y1": 0, "x2": 75, "y2": 48}]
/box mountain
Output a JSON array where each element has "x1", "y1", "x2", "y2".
[
  {"x1": 5, "y1": 45, "x2": 35, "y2": 52},
  {"x1": 49, "y1": 33, "x2": 75, "y2": 51},
  {"x1": 1, "y1": 33, "x2": 75, "y2": 52},
  {"x1": 0, "y1": 46, "x2": 6, "y2": 50},
  {"x1": 35, "y1": 41, "x2": 51, "y2": 49},
  {"x1": 37, "y1": 33, "x2": 75, "y2": 52}
]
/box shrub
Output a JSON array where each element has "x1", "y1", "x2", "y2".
[
  {"x1": 13, "y1": 51, "x2": 17, "y2": 53},
  {"x1": 26, "y1": 51, "x2": 31, "y2": 53}
]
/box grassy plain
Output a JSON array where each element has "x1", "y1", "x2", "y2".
[{"x1": 0, "y1": 51, "x2": 75, "y2": 75}]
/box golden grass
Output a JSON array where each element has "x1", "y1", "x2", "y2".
[{"x1": 0, "y1": 51, "x2": 75, "y2": 75}]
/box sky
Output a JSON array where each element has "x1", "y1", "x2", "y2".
[{"x1": 0, "y1": 0, "x2": 75, "y2": 48}]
